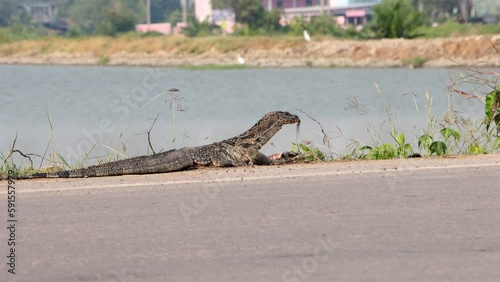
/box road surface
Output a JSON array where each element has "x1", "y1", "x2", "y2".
[{"x1": 1, "y1": 155, "x2": 500, "y2": 282}]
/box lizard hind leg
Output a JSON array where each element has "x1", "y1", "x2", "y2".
[{"x1": 209, "y1": 149, "x2": 247, "y2": 167}]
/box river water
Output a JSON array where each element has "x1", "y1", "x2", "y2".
[{"x1": 0, "y1": 65, "x2": 488, "y2": 166}]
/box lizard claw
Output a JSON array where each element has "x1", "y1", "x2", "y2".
[{"x1": 268, "y1": 151, "x2": 301, "y2": 164}]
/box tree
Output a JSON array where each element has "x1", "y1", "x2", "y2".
[
  {"x1": 234, "y1": 0, "x2": 266, "y2": 29},
  {"x1": 118, "y1": 0, "x2": 146, "y2": 21},
  {"x1": 96, "y1": 10, "x2": 137, "y2": 36},
  {"x1": 213, "y1": 0, "x2": 283, "y2": 32},
  {"x1": 262, "y1": 9, "x2": 282, "y2": 32},
  {"x1": 212, "y1": 0, "x2": 265, "y2": 27},
  {"x1": 64, "y1": 0, "x2": 112, "y2": 33},
  {"x1": 183, "y1": 16, "x2": 219, "y2": 37},
  {"x1": 151, "y1": 0, "x2": 181, "y2": 23},
  {"x1": 412, "y1": 0, "x2": 466, "y2": 21},
  {"x1": 168, "y1": 10, "x2": 183, "y2": 26},
  {"x1": 0, "y1": 0, "x2": 16, "y2": 26},
  {"x1": 62, "y1": 0, "x2": 144, "y2": 34},
  {"x1": 372, "y1": 0, "x2": 425, "y2": 38}
]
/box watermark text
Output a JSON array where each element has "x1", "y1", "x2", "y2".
[{"x1": 6, "y1": 170, "x2": 17, "y2": 274}]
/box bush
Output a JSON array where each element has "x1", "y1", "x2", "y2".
[
  {"x1": 183, "y1": 17, "x2": 219, "y2": 37},
  {"x1": 261, "y1": 9, "x2": 283, "y2": 33},
  {"x1": 0, "y1": 25, "x2": 46, "y2": 43},
  {"x1": 289, "y1": 17, "x2": 308, "y2": 36},
  {"x1": 67, "y1": 27, "x2": 85, "y2": 38},
  {"x1": 140, "y1": 31, "x2": 164, "y2": 38},
  {"x1": 289, "y1": 15, "x2": 368, "y2": 38},
  {"x1": 371, "y1": 0, "x2": 425, "y2": 38},
  {"x1": 310, "y1": 15, "x2": 344, "y2": 37},
  {"x1": 96, "y1": 10, "x2": 137, "y2": 37},
  {"x1": 234, "y1": 0, "x2": 266, "y2": 30}
]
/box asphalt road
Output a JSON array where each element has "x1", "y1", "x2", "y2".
[{"x1": 1, "y1": 155, "x2": 500, "y2": 282}]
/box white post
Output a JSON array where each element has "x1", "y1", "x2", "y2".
[
  {"x1": 182, "y1": 0, "x2": 187, "y2": 23},
  {"x1": 146, "y1": 0, "x2": 151, "y2": 31}
]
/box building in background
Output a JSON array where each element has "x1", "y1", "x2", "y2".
[
  {"x1": 193, "y1": 0, "x2": 498, "y2": 34},
  {"x1": 195, "y1": 0, "x2": 212, "y2": 22},
  {"x1": 274, "y1": 0, "x2": 382, "y2": 25},
  {"x1": 194, "y1": 0, "x2": 382, "y2": 33},
  {"x1": 16, "y1": 0, "x2": 59, "y2": 24},
  {"x1": 16, "y1": 0, "x2": 69, "y2": 32}
]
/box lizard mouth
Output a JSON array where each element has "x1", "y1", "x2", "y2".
[
  {"x1": 273, "y1": 111, "x2": 301, "y2": 125},
  {"x1": 284, "y1": 112, "x2": 300, "y2": 125}
]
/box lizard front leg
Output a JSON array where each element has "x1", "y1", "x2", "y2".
[
  {"x1": 246, "y1": 148, "x2": 278, "y2": 165},
  {"x1": 248, "y1": 148, "x2": 302, "y2": 165}
]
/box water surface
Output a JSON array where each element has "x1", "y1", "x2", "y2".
[{"x1": 0, "y1": 65, "x2": 486, "y2": 166}]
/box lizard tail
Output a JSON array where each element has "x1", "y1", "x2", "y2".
[
  {"x1": 23, "y1": 170, "x2": 77, "y2": 179},
  {"x1": 40, "y1": 170, "x2": 79, "y2": 178}
]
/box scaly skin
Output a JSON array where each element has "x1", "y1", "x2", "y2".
[{"x1": 26, "y1": 111, "x2": 301, "y2": 178}]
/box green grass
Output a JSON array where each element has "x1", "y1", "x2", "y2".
[
  {"x1": 97, "y1": 56, "x2": 111, "y2": 65},
  {"x1": 417, "y1": 21, "x2": 500, "y2": 38},
  {"x1": 0, "y1": 25, "x2": 46, "y2": 44},
  {"x1": 299, "y1": 82, "x2": 500, "y2": 162},
  {"x1": 404, "y1": 56, "x2": 427, "y2": 68}
]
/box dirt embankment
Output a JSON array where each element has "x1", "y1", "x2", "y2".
[{"x1": 0, "y1": 35, "x2": 499, "y2": 68}]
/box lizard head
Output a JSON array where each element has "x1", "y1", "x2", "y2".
[
  {"x1": 263, "y1": 111, "x2": 301, "y2": 126},
  {"x1": 234, "y1": 111, "x2": 301, "y2": 149}
]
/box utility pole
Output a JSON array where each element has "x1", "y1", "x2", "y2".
[
  {"x1": 146, "y1": 0, "x2": 151, "y2": 30},
  {"x1": 182, "y1": 0, "x2": 187, "y2": 24},
  {"x1": 461, "y1": 0, "x2": 471, "y2": 22},
  {"x1": 320, "y1": 0, "x2": 325, "y2": 15}
]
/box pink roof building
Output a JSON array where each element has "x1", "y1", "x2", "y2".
[{"x1": 136, "y1": 23, "x2": 172, "y2": 34}]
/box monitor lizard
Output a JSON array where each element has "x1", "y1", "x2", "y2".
[{"x1": 25, "y1": 111, "x2": 301, "y2": 178}]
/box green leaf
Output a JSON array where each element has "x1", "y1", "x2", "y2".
[
  {"x1": 494, "y1": 113, "x2": 500, "y2": 133},
  {"x1": 468, "y1": 144, "x2": 484, "y2": 155},
  {"x1": 369, "y1": 143, "x2": 396, "y2": 160},
  {"x1": 493, "y1": 137, "x2": 500, "y2": 150},
  {"x1": 485, "y1": 90, "x2": 499, "y2": 132},
  {"x1": 299, "y1": 143, "x2": 311, "y2": 152},
  {"x1": 315, "y1": 148, "x2": 326, "y2": 161},
  {"x1": 418, "y1": 134, "x2": 432, "y2": 148},
  {"x1": 440, "y1": 127, "x2": 460, "y2": 142},
  {"x1": 291, "y1": 143, "x2": 309, "y2": 153},
  {"x1": 404, "y1": 143, "x2": 412, "y2": 153},
  {"x1": 292, "y1": 143, "x2": 311, "y2": 153},
  {"x1": 395, "y1": 133, "x2": 405, "y2": 147},
  {"x1": 397, "y1": 143, "x2": 413, "y2": 158},
  {"x1": 485, "y1": 90, "x2": 497, "y2": 121},
  {"x1": 429, "y1": 141, "x2": 447, "y2": 156}
]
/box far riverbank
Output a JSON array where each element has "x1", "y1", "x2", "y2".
[{"x1": 0, "y1": 35, "x2": 499, "y2": 68}]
